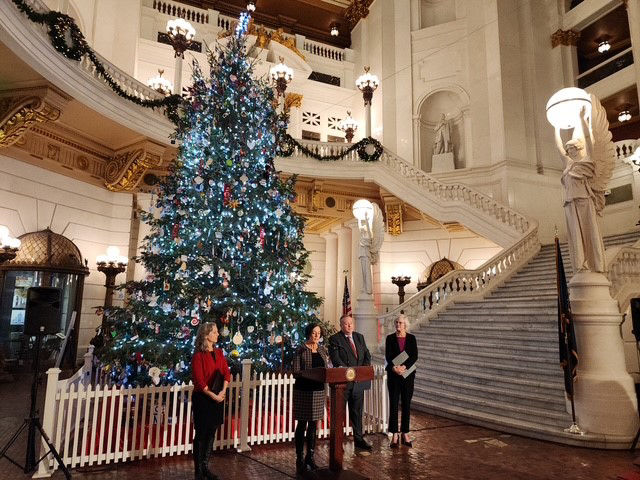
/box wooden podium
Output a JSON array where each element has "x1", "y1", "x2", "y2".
[{"x1": 296, "y1": 366, "x2": 374, "y2": 480}]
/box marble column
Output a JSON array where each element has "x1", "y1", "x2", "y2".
[
  {"x1": 569, "y1": 272, "x2": 639, "y2": 438},
  {"x1": 412, "y1": 115, "x2": 422, "y2": 168},
  {"x1": 334, "y1": 226, "x2": 352, "y2": 324},
  {"x1": 321, "y1": 232, "x2": 338, "y2": 326}
]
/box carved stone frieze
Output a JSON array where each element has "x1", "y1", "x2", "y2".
[
  {"x1": 550, "y1": 29, "x2": 580, "y2": 48},
  {"x1": 345, "y1": 0, "x2": 373, "y2": 29},
  {"x1": 284, "y1": 93, "x2": 303, "y2": 112},
  {"x1": 105, "y1": 141, "x2": 167, "y2": 192},
  {"x1": 0, "y1": 86, "x2": 69, "y2": 148}
]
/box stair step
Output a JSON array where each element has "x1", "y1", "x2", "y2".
[
  {"x1": 415, "y1": 364, "x2": 564, "y2": 392},
  {"x1": 423, "y1": 355, "x2": 561, "y2": 380},
  {"x1": 419, "y1": 350, "x2": 557, "y2": 372},
  {"x1": 488, "y1": 292, "x2": 557, "y2": 300},
  {"x1": 420, "y1": 337, "x2": 558, "y2": 354},
  {"x1": 421, "y1": 342, "x2": 558, "y2": 363},
  {"x1": 413, "y1": 385, "x2": 569, "y2": 428},
  {"x1": 415, "y1": 374, "x2": 567, "y2": 412}
]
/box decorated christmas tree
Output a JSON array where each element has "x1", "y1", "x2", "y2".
[{"x1": 98, "y1": 12, "x2": 324, "y2": 386}]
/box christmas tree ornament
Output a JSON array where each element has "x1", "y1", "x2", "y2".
[
  {"x1": 221, "y1": 326, "x2": 230, "y2": 337},
  {"x1": 233, "y1": 331, "x2": 243, "y2": 345},
  {"x1": 247, "y1": 325, "x2": 255, "y2": 333}
]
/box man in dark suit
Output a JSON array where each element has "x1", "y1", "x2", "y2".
[{"x1": 328, "y1": 314, "x2": 372, "y2": 451}]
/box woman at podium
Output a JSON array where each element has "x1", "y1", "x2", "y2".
[
  {"x1": 292, "y1": 323, "x2": 330, "y2": 474},
  {"x1": 385, "y1": 314, "x2": 417, "y2": 448}
]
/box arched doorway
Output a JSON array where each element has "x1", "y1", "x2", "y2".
[{"x1": 0, "y1": 229, "x2": 89, "y2": 371}]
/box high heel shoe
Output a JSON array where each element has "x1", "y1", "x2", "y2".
[
  {"x1": 390, "y1": 434, "x2": 399, "y2": 449},
  {"x1": 401, "y1": 434, "x2": 412, "y2": 448}
]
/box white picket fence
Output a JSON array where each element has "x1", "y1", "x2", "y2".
[{"x1": 34, "y1": 351, "x2": 388, "y2": 478}]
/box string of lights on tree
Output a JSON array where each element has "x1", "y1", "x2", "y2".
[
  {"x1": 96, "y1": 11, "x2": 329, "y2": 387},
  {"x1": 11, "y1": 0, "x2": 182, "y2": 124}
]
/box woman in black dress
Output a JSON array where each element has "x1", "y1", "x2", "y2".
[
  {"x1": 292, "y1": 323, "x2": 330, "y2": 474},
  {"x1": 191, "y1": 323, "x2": 231, "y2": 480},
  {"x1": 385, "y1": 314, "x2": 418, "y2": 448}
]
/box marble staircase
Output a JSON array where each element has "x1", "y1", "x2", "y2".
[{"x1": 374, "y1": 230, "x2": 640, "y2": 447}]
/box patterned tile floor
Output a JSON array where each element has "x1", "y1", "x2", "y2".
[{"x1": 0, "y1": 373, "x2": 638, "y2": 480}]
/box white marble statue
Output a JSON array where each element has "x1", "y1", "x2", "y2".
[
  {"x1": 553, "y1": 95, "x2": 616, "y2": 273},
  {"x1": 433, "y1": 113, "x2": 452, "y2": 154},
  {"x1": 357, "y1": 203, "x2": 385, "y2": 295}
]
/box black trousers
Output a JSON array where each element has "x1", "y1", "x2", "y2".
[
  {"x1": 387, "y1": 374, "x2": 414, "y2": 433},
  {"x1": 345, "y1": 384, "x2": 365, "y2": 441}
]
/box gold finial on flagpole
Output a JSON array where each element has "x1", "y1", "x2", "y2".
[
  {"x1": 342, "y1": 269, "x2": 349, "y2": 275},
  {"x1": 554, "y1": 224, "x2": 558, "y2": 238}
]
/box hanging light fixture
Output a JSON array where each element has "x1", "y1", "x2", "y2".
[
  {"x1": 246, "y1": 0, "x2": 256, "y2": 12},
  {"x1": 597, "y1": 36, "x2": 611, "y2": 54},
  {"x1": 269, "y1": 57, "x2": 294, "y2": 97},
  {"x1": 166, "y1": 18, "x2": 196, "y2": 58},
  {"x1": 147, "y1": 69, "x2": 173, "y2": 95},
  {"x1": 340, "y1": 111, "x2": 358, "y2": 143},
  {"x1": 618, "y1": 105, "x2": 632, "y2": 122},
  {"x1": 330, "y1": 24, "x2": 339, "y2": 36}
]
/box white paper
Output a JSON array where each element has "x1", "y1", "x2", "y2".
[
  {"x1": 401, "y1": 364, "x2": 416, "y2": 378},
  {"x1": 392, "y1": 351, "x2": 408, "y2": 366}
]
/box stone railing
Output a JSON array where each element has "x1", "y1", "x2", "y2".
[
  {"x1": 303, "y1": 38, "x2": 345, "y2": 62},
  {"x1": 150, "y1": 0, "x2": 211, "y2": 25},
  {"x1": 291, "y1": 140, "x2": 532, "y2": 235},
  {"x1": 376, "y1": 227, "x2": 540, "y2": 339},
  {"x1": 614, "y1": 139, "x2": 638, "y2": 160},
  {"x1": 18, "y1": 0, "x2": 167, "y2": 106},
  {"x1": 606, "y1": 243, "x2": 640, "y2": 303}
]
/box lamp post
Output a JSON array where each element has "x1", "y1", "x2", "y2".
[
  {"x1": 391, "y1": 276, "x2": 411, "y2": 304},
  {"x1": 0, "y1": 225, "x2": 20, "y2": 264},
  {"x1": 355, "y1": 66, "x2": 379, "y2": 138},
  {"x1": 147, "y1": 68, "x2": 173, "y2": 96},
  {"x1": 166, "y1": 18, "x2": 196, "y2": 96},
  {"x1": 340, "y1": 111, "x2": 358, "y2": 143},
  {"x1": 270, "y1": 56, "x2": 294, "y2": 98},
  {"x1": 96, "y1": 246, "x2": 128, "y2": 313}
]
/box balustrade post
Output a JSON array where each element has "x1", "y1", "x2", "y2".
[
  {"x1": 83, "y1": 345, "x2": 94, "y2": 387},
  {"x1": 237, "y1": 359, "x2": 252, "y2": 452},
  {"x1": 34, "y1": 368, "x2": 61, "y2": 478}
]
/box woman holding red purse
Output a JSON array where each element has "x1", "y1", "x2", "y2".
[{"x1": 191, "y1": 322, "x2": 230, "y2": 480}]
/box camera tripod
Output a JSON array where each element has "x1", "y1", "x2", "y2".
[{"x1": 0, "y1": 333, "x2": 71, "y2": 478}]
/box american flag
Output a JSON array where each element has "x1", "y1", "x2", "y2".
[{"x1": 342, "y1": 275, "x2": 352, "y2": 316}]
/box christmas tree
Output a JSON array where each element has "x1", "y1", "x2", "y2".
[{"x1": 98, "y1": 12, "x2": 324, "y2": 386}]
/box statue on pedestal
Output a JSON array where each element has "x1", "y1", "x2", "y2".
[
  {"x1": 356, "y1": 203, "x2": 385, "y2": 295},
  {"x1": 552, "y1": 95, "x2": 616, "y2": 273},
  {"x1": 433, "y1": 113, "x2": 452, "y2": 155}
]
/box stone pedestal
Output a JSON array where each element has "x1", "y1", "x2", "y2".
[
  {"x1": 354, "y1": 294, "x2": 378, "y2": 348},
  {"x1": 569, "y1": 272, "x2": 639, "y2": 437},
  {"x1": 431, "y1": 152, "x2": 455, "y2": 172}
]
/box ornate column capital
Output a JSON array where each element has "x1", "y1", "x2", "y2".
[
  {"x1": 0, "y1": 85, "x2": 69, "y2": 148},
  {"x1": 551, "y1": 29, "x2": 581, "y2": 48},
  {"x1": 379, "y1": 188, "x2": 404, "y2": 236},
  {"x1": 105, "y1": 140, "x2": 167, "y2": 192}
]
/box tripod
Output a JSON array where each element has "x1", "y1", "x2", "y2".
[{"x1": 0, "y1": 332, "x2": 71, "y2": 478}]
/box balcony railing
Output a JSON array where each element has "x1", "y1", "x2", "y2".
[{"x1": 577, "y1": 47, "x2": 634, "y2": 89}]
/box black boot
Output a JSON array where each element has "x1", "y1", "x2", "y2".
[
  {"x1": 201, "y1": 434, "x2": 219, "y2": 480},
  {"x1": 192, "y1": 437, "x2": 202, "y2": 480},
  {"x1": 304, "y1": 423, "x2": 318, "y2": 471},
  {"x1": 295, "y1": 423, "x2": 307, "y2": 475}
]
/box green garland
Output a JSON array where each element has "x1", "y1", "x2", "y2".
[
  {"x1": 278, "y1": 134, "x2": 383, "y2": 162},
  {"x1": 11, "y1": 0, "x2": 182, "y2": 124}
]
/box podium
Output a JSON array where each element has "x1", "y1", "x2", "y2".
[{"x1": 297, "y1": 366, "x2": 374, "y2": 480}]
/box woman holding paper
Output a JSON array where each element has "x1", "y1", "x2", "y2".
[
  {"x1": 191, "y1": 322, "x2": 230, "y2": 480},
  {"x1": 385, "y1": 313, "x2": 418, "y2": 448}
]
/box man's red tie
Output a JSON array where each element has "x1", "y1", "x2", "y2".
[{"x1": 348, "y1": 335, "x2": 358, "y2": 359}]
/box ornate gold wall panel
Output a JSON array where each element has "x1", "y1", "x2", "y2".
[
  {"x1": 105, "y1": 141, "x2": 166, "y2": 192},
  {"x1": 0, "y1": 86, "x2": 69, "y2": 148}
]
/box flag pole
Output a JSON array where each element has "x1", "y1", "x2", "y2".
[{"x1": 554, "y1": 229, "x2": 584, "y2": 435}]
